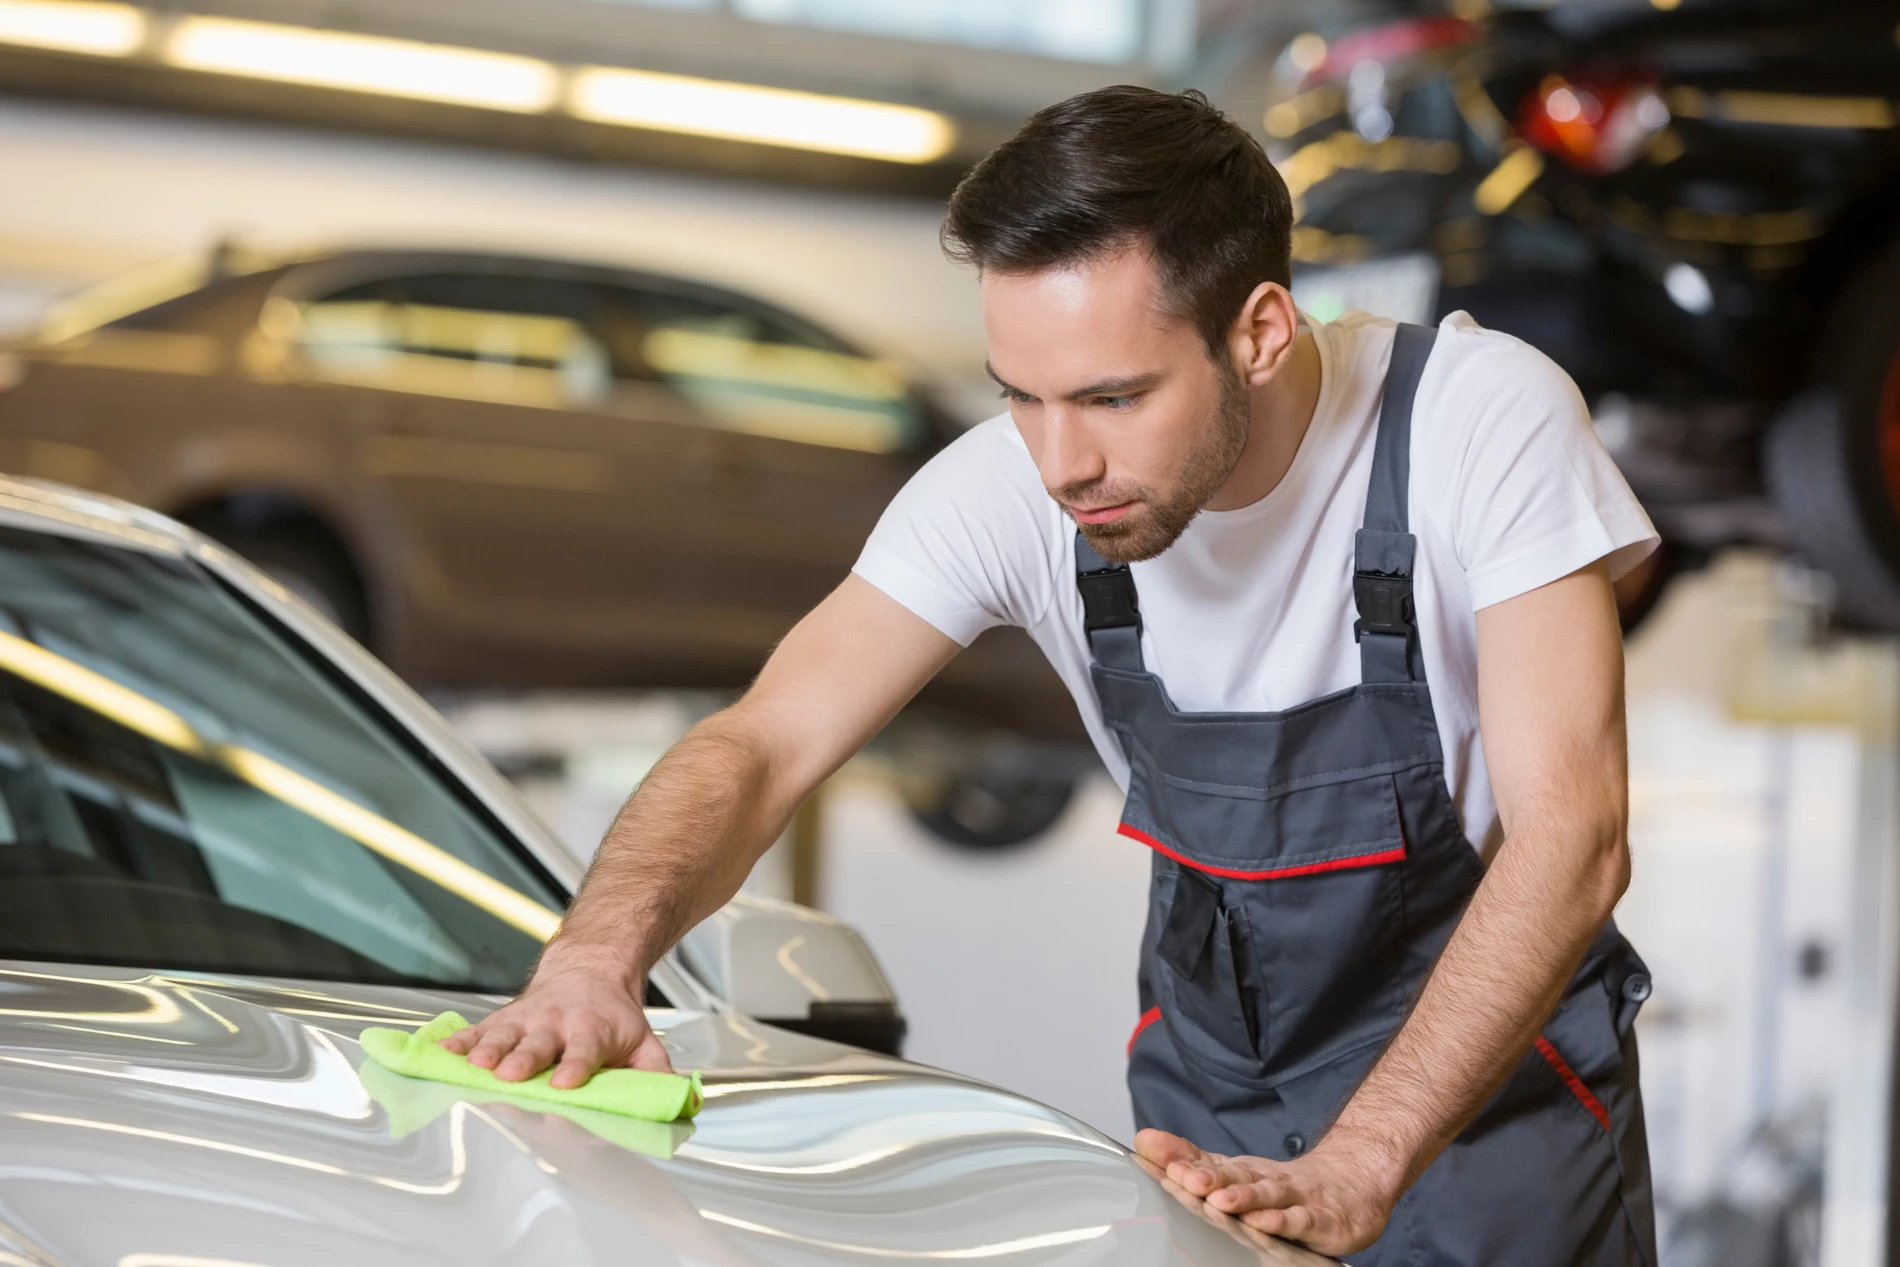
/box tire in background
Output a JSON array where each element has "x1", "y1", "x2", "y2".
[
  {"x1": 905, "y1": 767, "x2": 1078, "y2": 850},
  {"x1": 1764, "y1": 235, "x2": 1900, "y2": 629}
]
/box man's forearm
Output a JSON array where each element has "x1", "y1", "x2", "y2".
[
  {"x1": 1324, "y1": 812, "x2": 1631, "y2": 1196},
  {"x1": 439, "y1": 577, "x2": 958, "y2": 1083},
  {"x1": 543, "y1": 707, "x2": 804, "y2": 981}
]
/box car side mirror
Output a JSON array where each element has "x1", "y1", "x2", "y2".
[{"x1": 678, "y1": 893, "x2": 907, "y2": 1057}]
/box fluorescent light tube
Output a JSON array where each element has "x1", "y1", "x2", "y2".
[
  {"x1": 570, "y1": 66, "x2": 955, "y2": 163},
  {"x1": 166, "y1": 17, "x2": 559, "y2": 113},
  {"x1": 0, "y1": 0, "x2": 143, "y2": 56}
]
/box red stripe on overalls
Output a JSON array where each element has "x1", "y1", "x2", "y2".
[
  {"x1": 1535, "y1": 1035, "x2": 1611, "y2": 1131},
  {"x1": 1127, "y1": 1005, "x2": 1162, "y2": 1056},
  {"x1": 1117, "y1": 822, "x2": 1407, "y2": 881}
]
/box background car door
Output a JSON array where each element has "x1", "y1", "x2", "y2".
[
  {"x1": 595, "y1": 281, "x2": 928, "y2": 672},
  {"x1": 290, "y1": 268, "x2": 735, "y2": 685}
]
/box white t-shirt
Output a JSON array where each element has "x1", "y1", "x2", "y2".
[{"x1": 853, "y1": 310, "x2": 1658, "y2": 854}]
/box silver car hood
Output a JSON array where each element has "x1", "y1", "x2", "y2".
[{"x1": 0, "y1": 962, "x2": 1327, "y2": 1266}]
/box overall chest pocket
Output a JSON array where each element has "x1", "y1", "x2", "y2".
[{"x1": 1141, "y1": 771, "x2": 1411, "y2": 1081}]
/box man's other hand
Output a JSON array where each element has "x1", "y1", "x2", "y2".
[
  {"x1": 1133, "y1": 1128, "x2": 1395, "y2": 1258},
  {"x1": 435, "y1": 953, "x2": 672, "y2": 1088}
]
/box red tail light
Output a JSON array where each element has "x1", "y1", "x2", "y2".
[{"x1": 1519, "y1": 72, "x2": 1670, "y2": 174}]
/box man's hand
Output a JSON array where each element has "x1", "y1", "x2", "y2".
[
  {"x1": 437, "y1": 949, "x2": 670, "y2": 1087},
  {"x1": 1134, "y1": 1129, "x2": 1396, "y2": 1257}
]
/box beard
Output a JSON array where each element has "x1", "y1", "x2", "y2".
[{"x1": 1058, "y1": 363, "x2": 1252, "y2": 564}]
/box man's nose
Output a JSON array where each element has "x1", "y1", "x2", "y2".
[{"x1": 1037, "y1": 409, "x2": 1105, "y2": 494}]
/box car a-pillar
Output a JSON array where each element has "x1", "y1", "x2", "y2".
[
  {"x1": 1765, "y1": 231, "x2": 1900, "y2": 630},
  {"x1": 177, "y1": 492, "x2": 374, "y2": 645}
]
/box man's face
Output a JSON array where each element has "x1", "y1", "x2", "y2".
[{"x1": 982, "y1": 248, "x2": 1250, "y2": 564}]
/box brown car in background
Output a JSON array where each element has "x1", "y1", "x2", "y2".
[{"x1": 0, "y1": 247, "x2": 1088, "y2": 845}]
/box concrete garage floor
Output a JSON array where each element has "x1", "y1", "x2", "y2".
[{"x1": 443, "y1": 550, "x2": 1900, "y2": 1267}]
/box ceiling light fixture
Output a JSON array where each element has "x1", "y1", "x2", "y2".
[
  {"x1": 569, "y1": 66, "x2": 956, "y2": 164},
  {"x1": 0, "y1": 0, "x2": 143, "y2": 56},
  {"x1": 14, "y1": 8, "x2": 957, "y2": 165},
  {"x1": 165, "y1": 17, "x2": 560, "y2": 113}
]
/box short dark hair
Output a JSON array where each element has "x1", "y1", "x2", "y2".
[{"x1": 942, "y1": 86, "x2": 1294, "y2": 358}]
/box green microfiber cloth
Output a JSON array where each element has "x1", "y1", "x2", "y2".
[
  {"x1": 359, "y1": 1011, "x2": 702, "y2": 1123},
  {"x1": 356, "y1": 1057, "x2": 694, "y2": 1159}
]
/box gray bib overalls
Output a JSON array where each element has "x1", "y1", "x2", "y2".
[{"x1": 1083, "y1": 325, "x2": 1659, "y2": 1265}]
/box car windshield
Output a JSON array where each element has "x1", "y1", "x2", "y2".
[{"x1": 0, "y1": 519, "x2": 563, "y2": 992}]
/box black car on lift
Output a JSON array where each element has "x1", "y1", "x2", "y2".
[{"x1": 1272, "y1": 0, "x2": 1900, "y2": 626}]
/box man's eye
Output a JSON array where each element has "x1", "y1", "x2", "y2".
[
  {"x1": 1097, "y1": 394, "x2": 1140, "y2": 410},
  {"x1": 1000, "y1": 388, "x2": 1035, "y2": 405}
]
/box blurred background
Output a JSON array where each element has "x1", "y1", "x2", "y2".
[{"x1": 0, "y1": 0, "x2": 1897, "y2": 1262}]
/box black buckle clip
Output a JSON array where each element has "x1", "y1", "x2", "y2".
[
  {"x1": 1353, "y1": 570, "x2": 1414, "y2": 641},
  {"x1": 1078, "y1": 565, "x2": 1141, "y2": 633}
]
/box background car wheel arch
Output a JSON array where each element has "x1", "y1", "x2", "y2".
[{"x1": 175, "y1": 490, "x2": 377, "y2": 644}]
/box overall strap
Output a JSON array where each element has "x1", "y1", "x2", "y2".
[
  {"x1": 1355, "y1": 322, "x2": 1438, "y2": 684},
  {"x1": 1075, "y1": 532, "x2": 1145, "y2": 672}
]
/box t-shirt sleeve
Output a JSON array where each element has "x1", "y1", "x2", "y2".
[
  {"x1": 851, "y1": 417, "x2": 1058, "y2": 646},
  {"x1": 1425, "y1": 316, "x2": 1659, "y2": 611}
]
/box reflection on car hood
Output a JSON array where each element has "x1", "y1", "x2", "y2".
[{"x1": 0, "y1": 961, "x2": 1309, "y2": 1266}]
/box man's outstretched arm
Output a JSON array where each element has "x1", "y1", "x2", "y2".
[
  {"x1": 1137, "y1": 559, "x2": 1633, "y2": 1255},
  {"x1": 439, "y1": 575, "x2": 961, "y2": 1087}
]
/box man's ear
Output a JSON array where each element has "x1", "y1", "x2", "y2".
[{"x1": 1229, "y1": 282, "x2": 1300, "y2": 386}]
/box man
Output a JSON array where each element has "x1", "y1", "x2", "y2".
[{"x1": 443, "y1": 87, "x2": 1659, "y2": 1263}]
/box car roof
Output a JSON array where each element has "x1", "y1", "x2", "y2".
[
  {"x1": 267, "y1": 247, "x2": 861, "y2": 345},
  {"x1": 283, "y1": 245, "x2": 712, "y2": 287},
  {"x1": 36, "y1": 244, "x2": 878, "y2": 366},
  {"x1": 0, "y1": 472, "x2": 200, "y2": 555}
]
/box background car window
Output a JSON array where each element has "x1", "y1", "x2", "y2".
[
  {"x1": 294, "y1": 271, "x2": 612, "y2": 409},
  {"x1": 603, "y1": 285, "x2": 926, "y2": 454},
  {"x1": 0, "y1": 524, "x2": 563, "y2": 991}
]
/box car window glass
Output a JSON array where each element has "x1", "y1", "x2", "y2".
[
  {"x1": 0, "y1": 525, "x2": 562, "y2": 991},
  {"x1": 604, "y1": 286, "x2": 925, "y2": 454},
  {"x1": 294, "y1": 272, "x2": 611, "y2": 409}
]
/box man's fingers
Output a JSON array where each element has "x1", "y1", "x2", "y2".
[
  {"x1": 549, "y1": 1030, "x2": 606, "y2": 1090},
  {"x1": 1140, "y1": 1128, "x2": 1227, "y2": 1195},
  {"x1": 464, "y1": 1022, "x2": 523, "y2": 1070},
  {"x1": 1135, "y1": 1140, "x2": 1381, "y2": 1259},
  {"x1": 493, "y1": 1031, "x2": 561, "y2": 1082},
  {"x1": 1170, "y1": 1155, "x2": 1263, "y2": 1198},
  {"x1": 1239, "y1": 1203, "x2": 1306, "y2": 1237},
  {"x1": 626, "y1": 1027, "x2": 675, "y2": 1073},
  {"x1": 1133, "y1": 1128, "x2": 1206, "y2": 1170},
  {"x1": 1207, "y1": 1171, "x2": 1300, "y2": 1213},
  {"x1": 548, "y1": 1058, "x2": 597, "y2": 1091},
  {"x1": 435, "y1": 1026, "x2": 480, "y2": 1055},
  {"x1": 448, "y1": 1008, "x2": 657, "y2": 1085}
]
